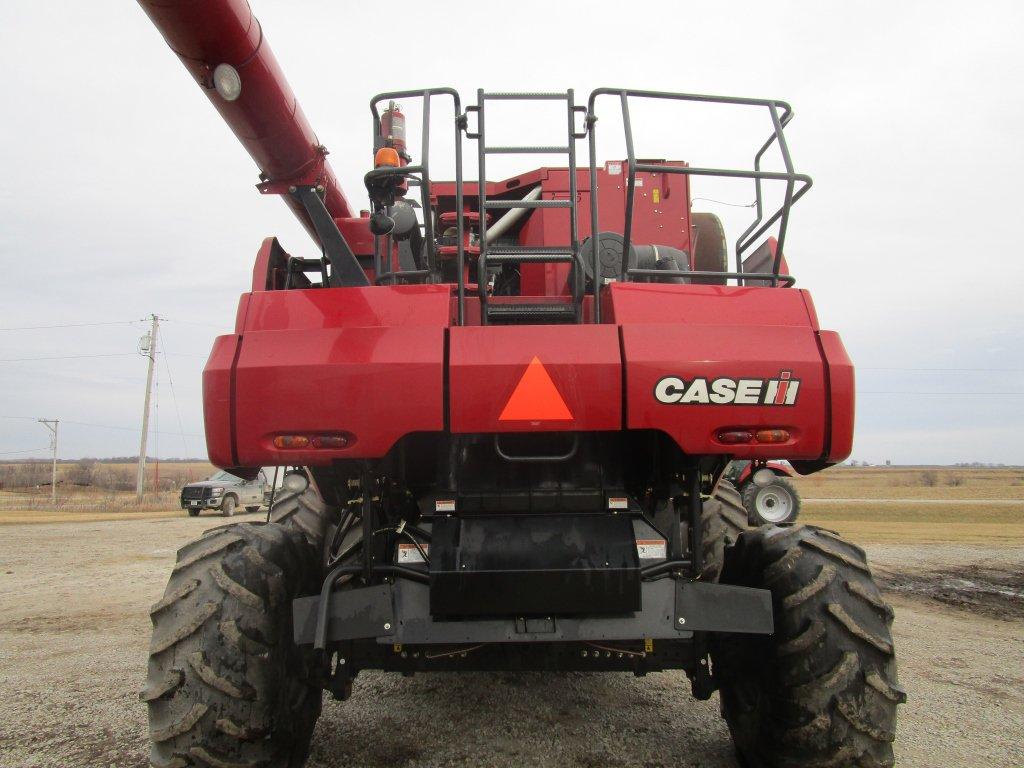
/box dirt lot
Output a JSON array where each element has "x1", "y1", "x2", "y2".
[{"x1": 1, "y1": 471, "x2": 1022, "y2": 767}]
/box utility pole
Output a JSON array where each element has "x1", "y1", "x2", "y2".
[
  {"x1": 38, "y1": 419, "x2": 58, "y2": 506},
  {"x1": 136, "y1": 314, "x2": 159, "y2": 501}
]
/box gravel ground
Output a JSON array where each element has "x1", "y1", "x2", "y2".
[{"x1": 0, "y1": 516, "x2": 1022, "y2": 767}]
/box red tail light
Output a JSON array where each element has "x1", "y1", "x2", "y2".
[
  {"x1": 312, "y1": 435, "x2": 349, "y2": 449},
  {"x1": 717, "y1": 430, "x2": 754, "y2": 444}
]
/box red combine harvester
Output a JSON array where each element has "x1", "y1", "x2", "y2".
[{"x1": 137, "y1": 2, "x2": 903, "y2": 766}]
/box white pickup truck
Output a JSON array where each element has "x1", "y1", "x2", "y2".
[{"x1": 179, "y1": 469, "x2": 269, "y2": 517}]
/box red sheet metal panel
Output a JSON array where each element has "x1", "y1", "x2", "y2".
[
  {"x1": 233, "y1": 324, "x2": 444, "y2": 464},
  {"x1": 203, "y1": 286, "x2": 451, "y2": 466},
  {"x1": 615, "y1": 283, "x2": 830, "y2": 460},
  {"x1": 202, "y1": 334, "x2": 240, "y2": 468},
  {"x1": 819, "y1": 330, "x2": 855, "y2": 462},
  {"x1": 449, "y1": 325, "x2": 621, "y2": 433}
]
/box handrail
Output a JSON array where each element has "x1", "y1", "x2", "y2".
[
  {"x1": 586, "y1": 88, "x2": 812, "y2": 302},
  {"x1": 368, "y1": 88, "x2": 464, "y2": 319}
]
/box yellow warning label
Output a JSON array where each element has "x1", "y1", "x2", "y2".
[
  {"x1": 644, "y1": 638, "x2": 654, "y2": 653},
  {"x1": 652, "y1": 188, "x2": 661, "y2": 204}
]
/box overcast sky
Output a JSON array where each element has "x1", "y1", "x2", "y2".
[{"x1": 1, "y1": 0, "x2": 1022, "y2": 465}]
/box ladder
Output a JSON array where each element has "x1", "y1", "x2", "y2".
[{"x1": 472, "y1": 90, "x2": 585, "y2": 325}]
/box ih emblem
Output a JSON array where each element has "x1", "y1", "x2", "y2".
[
  {"x1": 500, "y1": 357, "x2": 573, "y2": 421},
  {"x1": 654, "y1": 371, "x2": 800, "y2": 406}
]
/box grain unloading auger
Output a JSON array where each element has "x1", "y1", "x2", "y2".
[{"x1": 137, "y1": 2, "x2": 904, "y2": 766}]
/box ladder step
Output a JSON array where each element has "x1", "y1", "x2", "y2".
[
  {"x1": 486, "y1": 303, "x2": 577, "y2": 319},
  {"x1": 485, "y1": 146, "x2": 569, "y2": 155},
  {"x1": 484, "y1": 199, "x2": 572, "y2": 209},
  {"x1": 483, "y1": 92, "x2": 568, "y2": 101},
  {"x1": 486, "y1": 246, "x2": 575, "y2": 263},
  {"x1": 487, "y1": 253, "x2": 576, "y2": 264}
]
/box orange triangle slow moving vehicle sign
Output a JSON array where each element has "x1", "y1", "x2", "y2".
[{"x1": 499, "y1": 357, "x2": 574, "y2": 421}]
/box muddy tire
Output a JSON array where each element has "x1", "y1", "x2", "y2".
[
  {"x1": 741, "y1": 476, "x2": 801, "y2": 525},
  {"x1": 186, "y1": 508, "x2": 200, "y2": 518},
  {"x1": 220, "y1": 495, "x2": 236, "y2": 517},
  {"x1": 270, "y1": 484, "x2": 340, "y2": 560},
  {"x1": 713, "y1": 525, "x2": 905, "y2": 768},
  {"x1": 142, "y1": 523, "x2": 323, "y2": 768},
  {"x1": 699, "y1": 480, "x2": 750, "y2": 582}
]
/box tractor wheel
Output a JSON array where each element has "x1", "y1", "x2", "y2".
[
  {"x1": 691, "y1": 212, "x2": 729, "y2": 285},
  {"x1": 220, "y1": 495, "x2": 236, "y2": 517},
  {"x1": 742, "y1": 476, "x2": 801, "y2": 525},
  {"x1": 269, "y1": 484, "x2": 340, "y2": 560},
  {"x1": 698, "y1": 480, "x2": 750, "y2": 582},
  {"x1": 245, "y1": 506, "x2": 261, "y2": 514},
  {"x1": 142, "y1": 523, "x2": 323, "y2": 768},
  {"x1": 713, "y1": 525, "x2": 904, "y2": 768}
]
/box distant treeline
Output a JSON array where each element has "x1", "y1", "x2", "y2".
[
  {"x1": 0, "y1": 457, "x2": 207, "y2": 465},
  {"x1": 0, "y1": 459, "x2": 212, "y2": 491}
]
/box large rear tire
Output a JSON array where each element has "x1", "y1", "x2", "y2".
[
  {"x1": 269, "y1": 483, "x2": 340, "y2": 560},
  {"x1": 699, "y1": 480, "x2": 750, "y2": 582},
  {"x1": 713, "y1": 525, "x2": 904, "y2": 767},
  {"x1": 142, "y1": 523, "x2": 323, "y2": 768}
]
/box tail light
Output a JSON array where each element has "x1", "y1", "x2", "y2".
[
  {"x1": 755, "y1": 429, "x2": 790, "y2": 444},
  {"x1": 273, "y1": 435, "x2": 310, "y2": 449},
  {"x1": 312, "y1": 435, "x2": 349, "y2": 449},
  {"x1": 717, "y1": 430, "x2": 754, "y2": 444}
]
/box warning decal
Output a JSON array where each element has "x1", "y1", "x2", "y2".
[{"x1": 499, "y1": 356, "x2": 573, "y2": 421}]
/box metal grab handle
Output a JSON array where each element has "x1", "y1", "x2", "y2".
[{"x1": 493, "y1": 434, "x2": 579, "y2": 463}]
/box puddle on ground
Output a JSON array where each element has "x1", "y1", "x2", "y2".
[{"x1": 879, "y1": 565, "x2": 1024, "y2": 621}]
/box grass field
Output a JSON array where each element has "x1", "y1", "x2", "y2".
[
  {"x1": 0, "y1": 460, "x2": 215, "y2": 524},
  {"x1": 790, "y1": 467, "x2": 1024, "y2": 544}
]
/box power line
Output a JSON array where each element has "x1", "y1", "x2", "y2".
[
  {"x1": 861, "y1": 367, "x2": 1024, "y2": 373},
  {"x1": 1, "y1": 414, "x2": 202, "y2": 437},
  {"x1": 0, "y1": 319, "x2": 145, "y2": 331},
  {"x1": 61, "y1": 419, "x2": 203, "y2": 438},
  {"x1": 860, "y1": 391, "x2": 1024, "y2": 395},
  {"x1": 158, "y1": 329, "x2": 193, "y2": 458},
  {"x1": 0, "y1": 353, "x2": 137, "y2": 363},
  {"x1": 163, "y1": 318, "x2": 227, "y2": 330}
]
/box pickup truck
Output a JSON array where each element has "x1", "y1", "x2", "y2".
[{"x1": 179, "y1": 469, "x2": 269, "y2": 517}]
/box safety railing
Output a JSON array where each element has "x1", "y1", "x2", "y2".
[
  {"x1": 585, "y1": 88, "x2": 812, "y2": 322},
  {"x1": 366, "y1": 88, "x2": 466, "y2": 320}
]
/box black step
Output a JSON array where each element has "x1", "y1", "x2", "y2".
[
  {"x1": 486, "y1": 303, "x2": 578, "y2": 321},
  {"x1": 484, "y1": 199, "x2": 572, "y2": 209},
  {"x1": 486, "y1": 246, "x2": 575, "y2": 263},
  {"x1": 485, "y1": 146, "x2": 570, "y2": 154}
]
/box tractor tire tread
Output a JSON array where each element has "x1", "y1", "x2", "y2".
[
  {"x1": 143, "y1": 522, "x2": 322, "y2": 768},
  {"x1": 714, "y1": 524, "x2": 902, "y2": 768}
]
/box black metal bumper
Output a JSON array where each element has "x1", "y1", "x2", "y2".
[{"x1": 293, "y1": 577, "x2": 772, "y2": 647}]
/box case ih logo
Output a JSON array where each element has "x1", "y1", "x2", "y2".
[{"x1": 654, "y1": 371, "x2": 800, "y2": 406}]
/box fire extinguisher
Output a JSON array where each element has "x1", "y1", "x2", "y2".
[{"x1": 380, "y1": 101, "x2": 406, "y2": 156}]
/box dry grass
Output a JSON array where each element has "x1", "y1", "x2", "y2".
[
  {"x1": 0, "y1": 486, "x2": 192, "y2": 525},
  {"x1": 794, "y1": 467, "x2": 1024, "y2": 544},
  {"x1": 790, "y1": 466, "x2": 1024, "y2": 500}
]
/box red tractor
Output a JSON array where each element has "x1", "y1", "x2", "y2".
[{"x1": 137, "y1": 2, "x2": 903, "y2": 767}]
